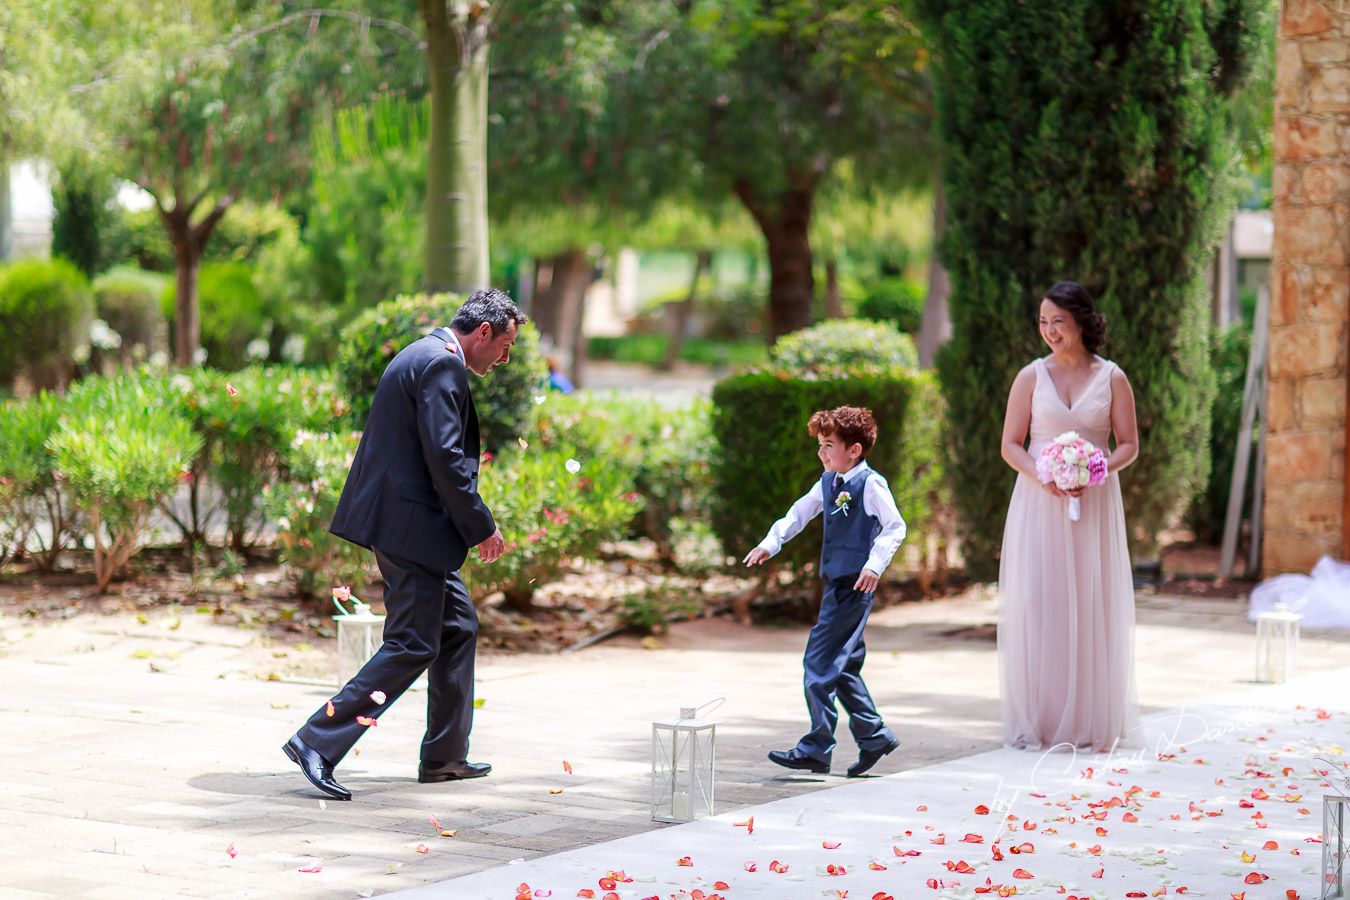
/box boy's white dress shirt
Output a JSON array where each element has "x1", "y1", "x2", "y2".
[{"x1": 755, "y1": 460, "x2": 907, "y2": 576}]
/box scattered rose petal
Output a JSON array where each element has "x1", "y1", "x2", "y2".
[
  {"x1": 356, "y1": 715, "x2": 377, "y2": 727},
  {"x1": 563, "y1": 760, "x2": 573, "y2": 775},
  {"x1": 1244, "y1": 874, "x2": 1268, "y2": 884},
  {"x1": 325, "y1": 700, "x2": 335, "y2": 717},
  {"x1": 744, "y1": 862, "x2": 757, "y2": 872},
  {"x1": 974, "y1": 805, "x2": 990, "y2": 815},
  {"x1": 298, "y1": 864, "x2": 322, "y2": 873},
  {"x1": 415, "y1": 844, "x2": 429, "y2": 854},
  {"x1": 225, "y1": 843, "x2": 237, "y2": 859},
  {"x1": 769, "y1": 860, "x2": 789, "y2": 873},
  {"x1": 1012, "y1": 868, "x2": 1033, "y2": 879},
  {"x1": 548, "y1": 788, "x2": 564, "y2": 794},
  {"x1": 676, "y1": 857, "x2": 692, "y2": 866},
  {"x1": 429, "y1": 815, "x2": 442, "y2": 831},
  {"x1": 823, "y1": 840, "x2": 842, "y2": 849}
]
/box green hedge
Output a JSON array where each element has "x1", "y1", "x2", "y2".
[
  {"x1": 530, "y1": 392, "x2": 713, "y2": 565},
  {"x1": 587, "y1": 334, "x2": 768, "y2": 369},
  {"x1": 710, "y1": 369, "x2": 918, "y2": 575},
  {"x1": 337, "y1": 292, "x2": 546, "y2": 452},
  {"x1": 0, "y1": 393, "x2": 74, "y2": 569},
  {"x1": 0, "y1": 258, "x2": 94, "y2": 391},
  {"x1": 858, "y1": 277, "x2": 926, "y2": 335},
  {"x1": 1187, "y1": 323, "x2": 1252, "y2": 543},
  {"x1": 770, "y1": 319, "x2": 918, "y2": 373},
  {"x1": 92, "y1": 266, "x2": 169, "y2": 367}
]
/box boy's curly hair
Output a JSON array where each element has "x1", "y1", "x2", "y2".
[{"x1": 807, "y1": 406, "x2": 878, "y2": 456}]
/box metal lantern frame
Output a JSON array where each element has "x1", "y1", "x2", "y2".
[
  {"x1": 651, "y1": 707, "x2": 716, "y2": 823},
  {"x1": 334, "y1": 599, "x2": 384, "y2": 687},
  {"x1": 1254, "y1": 602, "x2": 1302, "y2": 684}
]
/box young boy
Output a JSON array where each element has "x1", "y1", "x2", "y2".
[{"x1": 744, "y1": 406, "x2": 906, "y2": 777}]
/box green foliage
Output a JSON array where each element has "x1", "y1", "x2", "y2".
[
  {"x1": 1187, "y1": 323, "x2": 1252, "y2": 542},
  {"x1": 857, "y1": 278, "x2": 926, "y2": 335},
  {"x1": 0, "y1": 393, "x2": 73, "y2": 568},
  {"x1": 51, "y1": 166, "x2": 123, "y2": 277},
  {"x1": 891, "y1": 372, "x2": 954, "y2": 559},
  {"x1": 50, "y1": 372, "x2": 201, "y2": 590},
  {"x1": 587, "y1": 335, "x2": 768, "y2": 369},
  {"x1": 918, "y1": 0, "x2": 1269, "y2": 573},
  {"x1": 92, "y1": 266, "x2": 169, "y2": 365},
  {"x1": 770, "y1": 319, "x2": 919, "y2": 374},
  {"x1": 306, "y1": 96, "x2": 427, "y2": 310},
  {"x1": 462, "y1": 447, "x2": 643, "y2": 606},
  {"x1": 0, "y1": 258, "x2": 94, "y2": 391},
  {"x1": 163, "y1": 262, "x2": 274, "y2": 370},
  {"x1": 710, "y1": 369, "x2": 917, "y2": 575},
  {"x1": 530, "y1": 392, "x2": 714, "y2": 565},
  {"x1": 262, "y1": 430, "x2": 373, "y2": 600},
  {"x1": 337, "y1": 293, "x2": 546, "y2": 452},
  {"x1": 618, "y1": 583, "x2": 705, "y2": 635},
  {"x1": 173, "y1": 366, "x2": 348, "y2": 550}
]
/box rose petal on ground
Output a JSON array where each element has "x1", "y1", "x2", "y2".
[
  {"x1": 415, "y1": 844, "x2": 429, "y2": 854},
  {"x1": 734, "y1": 816, "x2": 755, "y2": 834},
  {"x1": 599, "y1": 878, "x2": 617, "y2": 890},
  {"x1": 548, "y1": 787, "x2": 564, "y2": 794},
  {"x1": 769, "y1": 860, "x2": 789, "y2": 873},
  {"x1": 868, "y1": 862, "x2": 887, "y2": 871},
  {"x1": 576, "y1": 891, "x2": 595, "y2": 899},
  {"x1": 430, "y1": 815, "x2": 442, "y2": 831},
  {"x1": 823, "y1": 840, "x2": 842, "y2": 849},
  {"x1": 676, "y1": 857, "x2": 692, "y2": 866},
  {"x1": 1092, "y1": 868, "x2": 1104, "y2": 878},
  {"x1": 744, "y1": 862, "x2": 757, "y2": 872},
  {"x1": 714, "y1": 882, "x2": 729, "y2": 890},
  {"x1": 962, "y1": 833, "x2": 984, "y2": 844},
  {"x1": 563, "y1": 760, "x2": 573, "y2": 775},
  {"x1": 1012, "y1": 868, "x2": 1033, "y2": 878},
  {"x1": 975, "y1": 805, "x2": 991, "y2": 815},
  {"x1": 1244, "y1": 873, "x2": 1268, "y2": 884},
  {"x1": 298, "y1": 864, "x2": 322, "y2": 873},
  {"x1": 1263, "y1": 840, "x2": 1279, "y2": 850},
  {"x1": 226, "y1": 843, "x2": 237, "y2": 858}
]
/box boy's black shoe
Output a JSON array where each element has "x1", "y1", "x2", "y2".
[
  {"x1": 847, "y1": 736, "x2": 901, "y2": 777},
  {"x1": 768, "y1": 749, "x2": 830, "y2": 774}
]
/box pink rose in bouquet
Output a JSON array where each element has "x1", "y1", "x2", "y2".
[{"x1": 1036, "y1": 431, "x2": 1108, "y2": 522}]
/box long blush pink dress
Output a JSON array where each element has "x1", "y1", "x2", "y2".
[{"x1": 998, "y1": 356, "x2": 1139, "y2": 751}]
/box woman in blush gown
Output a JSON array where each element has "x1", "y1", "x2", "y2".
[{"x1": 997, "y1": 281, "x2": 1141, "y2": 752}]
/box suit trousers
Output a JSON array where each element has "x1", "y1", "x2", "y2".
[
  {"x1": 298, "y1": 547, "x2": 478, "y2": 766},
  {"x1": 794, "y1": 576, "x2": 896, "y2": 763}
]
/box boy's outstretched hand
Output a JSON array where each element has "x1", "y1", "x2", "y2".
[
  {"x1": 854, "y1": 569, "x2": 880, "y2": 592},
  {"x1": 743, "y1": 547, "x2": 771, "y2": 566}
]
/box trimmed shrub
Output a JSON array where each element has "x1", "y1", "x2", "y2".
[
  {"x1": 0, "y1": 393, "x2": 75, "y2": 569},
  {"x1": 337, "y1": 293, "x2": 546, "y2": 452},
  {"x1": 710, "y1": 369, "x2": 918, "y2": 576},
  {"x1": 461, "y1": 446, "x2": 643, "y2": 610},
  {"x1": 92, "y1": 266, "x2": 169, "y2": 368},
  {"x1": 0, "y1": 258, "x2": 94, "y2": 392},
  {"x1": 172, "y1": 366, "x2": 349, "y2": 550},
  {"x1": 857, "y1": 277, "x2": 925, "y2": 334},
  {"x1": 918, "y1": 0, "x2": 1268, "y2": 574},
  {"x1": 770, "y1": 319, "x2": 918, "y2": 374},
  {"x1": 530, "y1": 392, "x2": 713, "y2": 565},
  {"x1": 163, "y1": 262, "x2": 273, "y2": 370},
  {"x1": 262, "y1": 430, "x2": 373, "y2": 600},
  {"x1": 50, "y1": 372, "x2": 201, "y2": 590}
]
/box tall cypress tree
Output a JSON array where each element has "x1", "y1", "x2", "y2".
[{"x1": 918, "y1": 0, "x2": 1270, "y2": 577}]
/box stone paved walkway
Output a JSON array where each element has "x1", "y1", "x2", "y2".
[{"x1": 2, "y1": 588, "x2": 1346, "y2": 898}]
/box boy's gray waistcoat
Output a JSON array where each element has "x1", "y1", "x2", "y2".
[{"x1": 819, "y1": 467, "x2": 883, "y2": 581}]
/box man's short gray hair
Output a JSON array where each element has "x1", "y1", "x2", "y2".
[{"x1": 451, "y1": 288, "x2": 527, "y2": 336}]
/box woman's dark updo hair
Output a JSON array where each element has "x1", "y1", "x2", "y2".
[{"x1": 1042, "y1": 280, "x2": 1106, "y2": 353}]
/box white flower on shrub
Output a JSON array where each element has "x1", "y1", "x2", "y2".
[
  {"x1": 72, "y1": 343, "x2": 91, "y2": 364},
  {"x1": 565, "y1": 458, "x2": 581, "y2": 474},
  {"x1": 88, "y1": 318, "x2": 123, "y2": 350},
  {"x1": 148, "y1": 350, "x2": 169, "y2": 369},
  {"x1": 193, "y1": 347, "x2": 209, "y2": 365},
  {"x1": 170, "y1": 373, "x2": 193, "y2": 394},
  {"x1": 281, "y1": 334, "x2": 306, "y2": 365},
  {"x1": 245, "y1": 338, "x2": 270, "y2": 361}
]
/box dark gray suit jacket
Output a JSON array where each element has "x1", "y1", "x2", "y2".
[{"x1": 330, "y1": 328, "x2": 496, "y2": 572}]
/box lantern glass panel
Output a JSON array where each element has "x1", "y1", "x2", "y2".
[
  {"x1": 336, "y1": 614, "x2": 384, "y2": 686},
  {"x1": 1255, "y1": 608, "x2": 1301, "y2": 684},
  {"x1": 1325, "y1": 795, "x2": 1350, "y2": 898}
]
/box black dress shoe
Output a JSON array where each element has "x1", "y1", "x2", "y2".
[
  {"x1": 767, "y1": 749, "x2": 829, "y2": 774},
  {"x1": 419, "y1": 760, "x2": 492, "y2": 783},
  {"x1": 847, "y1": 736, "x2": 901, "y2": 777},
  {"x1": 283, "y1": 735, "x2": 352, "y2": 800}
]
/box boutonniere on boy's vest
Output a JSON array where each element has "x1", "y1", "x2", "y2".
[{"x1": 832, "y1": 491, "x2": 852, "y2": 517}]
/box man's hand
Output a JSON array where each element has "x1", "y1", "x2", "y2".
[
  {"x1": 743, "y1": 547, "x2": 771, "y2": 566},
  {"x1": 477, "y1": 528, "x2": 505, "y2": 563},
  {"x1": 854, "y1": 568, "x2": 880, "y2": 593}
]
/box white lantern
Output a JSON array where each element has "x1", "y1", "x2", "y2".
[
  {"x1": 1255, "y1": 601, "x2": 1302, "y2": 683},
  {"x1": 1323, "y1": 794, "x2": 1350, "y2": 898},
  {"x1": 333, "y1": 596, "x2": 384, "y2": 687},
  {"x1": 651, "y1": 707, "x2": 716, "y2": 823}
]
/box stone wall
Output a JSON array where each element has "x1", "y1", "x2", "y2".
[{"x1": 1263, "y1": 0, "x2": 1350, "y2": 573}]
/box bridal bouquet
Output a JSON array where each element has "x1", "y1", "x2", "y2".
[{"x1": 1036, "y1": 431, "x2": 1108, "y2": 522}]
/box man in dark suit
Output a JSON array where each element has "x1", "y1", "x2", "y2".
[{"x1": 283, "y1": 288, "x2": 524, "y2": 801}]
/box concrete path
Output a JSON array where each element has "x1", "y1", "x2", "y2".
[{"x1": 1, "y1": 588, "x2": 1346, "y2": 898}]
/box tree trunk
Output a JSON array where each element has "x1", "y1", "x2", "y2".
[
  {"x1": 661, "y1": 250, "x2": 711, "y2": 370},
  {"x1": 0, "y1": 154, "x2": 12, "y2": 262},
  {"x1": 422, "y1": 1, "x2": 491, "y2": 294},
  {"x1": 159, "y1": 191, "x2": 230, "y2": 368},
  {"x1": 734, "y1": 179, "x2": 816, "y2": 342},
  {"x1": 824, "y1": 258, "x2": 844, "y2": 320},
  {"x1": 917, "y1": 183, "x2": 952, "y2": 368}
]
